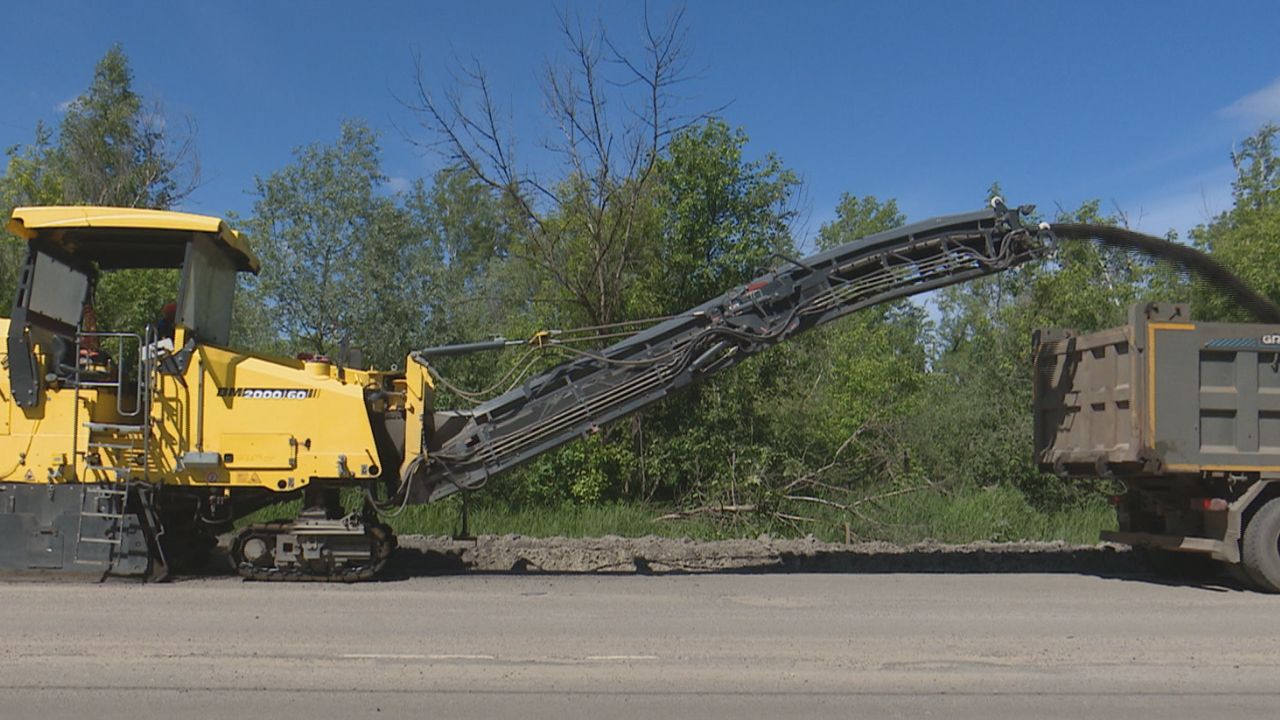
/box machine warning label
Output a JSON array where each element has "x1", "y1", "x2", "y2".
[{"x1": 216, "y1": 388, "x2": 319, "y2": 400}]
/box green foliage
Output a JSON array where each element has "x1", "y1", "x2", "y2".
[
  {"x1": 618, "y1": 194, "x2": 933, "y2": 531},
  {"x1": 852, "y1": 484, "x2": 1117, "y2": 545},
  {"x1": 1231, "y1": 123, "x2": 1280, "y2": 208},
  {"x1": 1, "y1": 124, "x2": 64, "y2": 313},
  {"x1": 1191, "y1": 124, "x2": 1280, "y2": 320},
  {"x1": 1022, "y1": 200, "x2": 1152, "y2": 332},
  {"x1": 799, "y1": 195, "x2": 924, "y2": 461},
  {"x1": 239, "y1": 120, "x2": 430, "y2": 367},
  {"x1": 0, "y1": 233, "x2": 26, "y2": 312},
  {"x1": 0, "y1": 44, "x2": 195, "y2": 214},
  {"x1": 913, "y1": 194, "x2": 1182, "y2": 510},
  {"x1": 640, "y1": 348, "x2": 803, "y2": 502},
  {"x1": 399, "y1": 166, "x2": 524, "y2": 404},
  {"x1": 489, "y1": 436, "x2": 640, "y2": 506},
  {"x1": 514, "y1": 173, "x2": 663, "y2": 329},
  {"x1": 816, "y1": 194, "x2": 905, "y2": 250},
  {"x1": 406, "y1": 166, "x2": 519, "y2": 340},
  {"x1": 652, "y1": 119, "x2": 801, "y2": 312},
  {"x1": 0, "y1": 45, "x2": 197, "y2": 329},
  {"x1": 476, "y1": 119, "x2": 806, "y2": 509},
  {"x1": 320, "y1": 486, "x2": 1113, "y2": 545},
  {"x1": 93, "y1": 269, "x2": 181, "y2": 335},
  {"x1": 380, "y1": 496, "x2": 733, "y2": 541},
  {"x1": 55, "y1": 45, "x2": 192, "y2": 209},
  {"x1": 771, "y1": 198, "x2": 925, "y2": 478},
  {"x1": 0, "y1": 123, "x2": 65, "y2": 209},
  {"x1": 800, "y1": 305, "x2": 928, "y2": 452}
]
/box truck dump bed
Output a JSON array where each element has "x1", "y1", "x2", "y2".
[{"x1": 1034, "y1": 302, "x2": 1280, "y2": 479}]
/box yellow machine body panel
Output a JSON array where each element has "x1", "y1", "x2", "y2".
[
  {"x1": 0, "y1": 316, "x2": 137, "y2": 483},
  {"x1": 221, "y1": 435, "x2": 297, "y2": 470},
  {"x1": 0, "y1": 328, "x2": 385, "y2": 489},
  {"x1": 144, "y1": 341, "x2": 385, "y2": 491},
  {"x1": 0, "y1": 319, "x2": 9, "y2": 436}
]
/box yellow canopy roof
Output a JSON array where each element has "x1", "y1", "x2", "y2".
[{"x1": 6, "y1": 205, "x2": 260, "y2": 273}]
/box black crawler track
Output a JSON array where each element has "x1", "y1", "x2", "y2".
[{"x1": 231, "y1": 521, "x2": 396, "y2": 582}]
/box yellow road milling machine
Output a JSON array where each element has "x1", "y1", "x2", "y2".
[
  {"x1": 6, "y1": 202, "x2": 1274, "y2": 584},
  {"x1": 0, "y1": 203, "x2": 1052, "y2": 581},
  {"x1": 0, "y1": 207, "x2": 406, "y2": 580}
]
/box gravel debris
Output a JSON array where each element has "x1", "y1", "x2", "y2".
[{"x1": 391, "y1": 534, "x2": 1144, "y2": 576}]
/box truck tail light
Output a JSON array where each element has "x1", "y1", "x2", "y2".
[{"x1": 1192, "y1": 498, "x2": 1229, "y2": 511}]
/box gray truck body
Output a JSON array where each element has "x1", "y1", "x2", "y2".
[
  {"x1": 1033, "y1": 302, "x2": 1280, "y2": 569},
  {"x1": 1035, "y1": 302, "x2": 1280, "y2": 476}
]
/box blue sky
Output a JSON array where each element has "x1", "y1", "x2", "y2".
[{"x1": 4, "y1": 1, "x2": 1279, "y2": 246}]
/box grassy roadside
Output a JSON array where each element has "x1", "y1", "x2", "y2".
[{"x1": 238, "y1": 484, "x2": 1117, "y2": 545}]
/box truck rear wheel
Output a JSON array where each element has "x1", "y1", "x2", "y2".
[{"x1": 1242, "y1": 497, "x2": 1280, "y2": 593}]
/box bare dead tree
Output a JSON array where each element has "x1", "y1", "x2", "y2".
[{"x1": 402, "y1": 4, "x2": 722, "y2": 328}]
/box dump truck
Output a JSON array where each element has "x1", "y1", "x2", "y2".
[{"x1": 1035, "y1": 302, "x2": 1280, "y2": 591}]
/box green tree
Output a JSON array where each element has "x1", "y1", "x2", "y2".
[
  {"x1": 406, "y1": 166, "x2": 520, "y2": 343},
  {"x1": 816, "y1": 194, "x2": 905, "y2": 250},
  {"x1": 55, "y1": 44, "x2": 198, "y2": 209},
  {"x1": 1231, "y1": 123, "x2": 1280, "y2": 209},
  {"x1": 240, "y1": 120, "x2": 425, "y2": 369},
  {"x1": 616, "y1": 120, "x2": 802, "y2": 503},
  {"x1": 0, "y1": 125, "x2": 63, "y2": 310},
  {"x1": 798, "y1": 194, "x2": 920, "y2": 457},
  {"x1": 476, "y1": 118, "x2": 805, "y2": 507},
  {"x1": 0, "y1": 44, "x2": 200, "y2": 328},
  {"x1": 1192, "y1": 124, "x2": 1280, "y2": 319},
  {"x1": 759, "y1": 197, "x2": 928, "y2": 532},
  {"x1": 910, "y1": 192, "x2": 1167, "y2": 508},
  {"x1": 398, "y1": 165, "x2": 527, "y2": 407},
  {"x1": 634, "y1": 193, "x2": 924, "y2": 527},
  {"x1": 650, "y1": 119, "x2": 800, "y2": 313}
]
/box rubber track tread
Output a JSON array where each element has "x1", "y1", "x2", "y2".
[{"x1": 233, "y1": 522, "x2": 396, "y2": 583}]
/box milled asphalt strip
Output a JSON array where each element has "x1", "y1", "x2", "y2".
[
  {"x1": 584, "y1": 655, "x2": 659, "y2": 660},
  {"x1": 2, "y1": 686, "x2": 1280, "y2": 698},
  {"x1": 339, "y1": 653, "x2": 657, "y2": 661},
  {"x1": 341, "y1": 654, "x2": 498, "y2": 660}
]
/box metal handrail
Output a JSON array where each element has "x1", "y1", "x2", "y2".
[{"x1": 73, "y1": 329, "x2": 159, "y2": 482}]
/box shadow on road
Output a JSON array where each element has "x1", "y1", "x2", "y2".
[
  {"x1": 376, "y1": 539, "x2": 1263, "y2": 593},
  {"x1": 158, "y1": 534, "x2": 1265, "y2": 593}
]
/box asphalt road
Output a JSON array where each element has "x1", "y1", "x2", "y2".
[{"x1": 1, "y1": 571, "x2": 1278, "y2": 719}]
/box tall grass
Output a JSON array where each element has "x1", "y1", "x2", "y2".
[
  {"x1": 237, "y1": 483, "x2": 1116, "y2": 545},
  {"x1": 829, "y1": 484, "x2": 1116, "y2": 545}
]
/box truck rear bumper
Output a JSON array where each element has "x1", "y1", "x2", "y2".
[{"x1": 1101, "y1": 531, "x2": 1238, "y2": 563}]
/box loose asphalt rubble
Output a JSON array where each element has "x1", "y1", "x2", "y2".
[{"x1": 391, "y1": 534, "x2": 1147, "y2": 576}]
